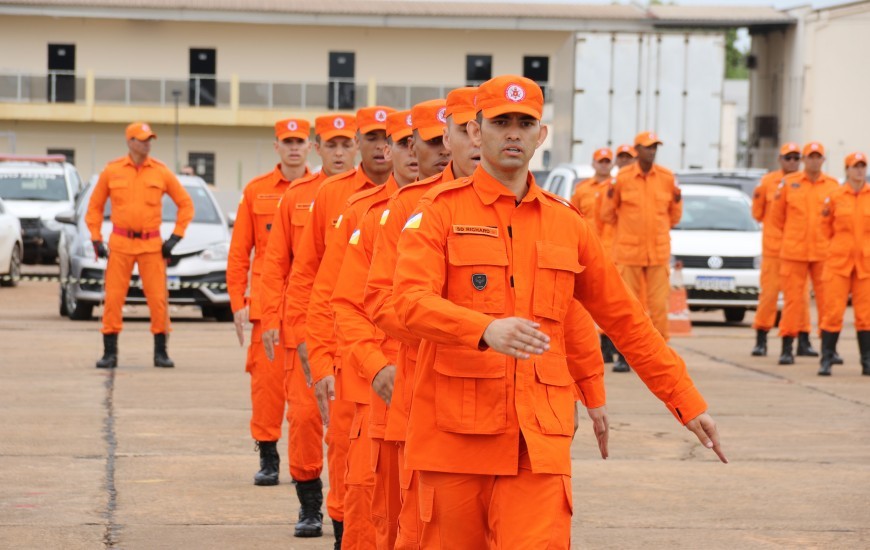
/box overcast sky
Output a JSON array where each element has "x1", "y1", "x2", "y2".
[{"x1": 424, "y1": 0, "x2": 847, "y2": 7}]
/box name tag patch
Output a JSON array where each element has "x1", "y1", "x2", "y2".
[
  {"x1": 295, "y1": 203, "x2": 312, "y2": 210},
  {"x1": 453, "y1": 225, "x2": 499, "y2": 238}
]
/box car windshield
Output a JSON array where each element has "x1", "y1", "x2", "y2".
[
  {"x1": 0, "y1": 172, "x2": 68, "y2": 201},
  {"x1": 675, "y1": 195, "x2": 759, "y2": 231},
  {"x1": 98, "y1": 185, "x2": 221, "y2": 224}
]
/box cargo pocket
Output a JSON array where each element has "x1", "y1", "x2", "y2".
[
  {"x1": 433, "y1": 345, "x2": 507, "y2": 434},
  {"x1": 446, "y1": 235, "x2": 508, "y2": 314},
  {"x1": 144, "y1": 180, "x2": 165, "y2": 206},
  {"x1": 532, "y1": 353, "x2": 575, "y2": 436},
  {"x1": 418, "y1": 480, "x2": 435, "y2": 523},
  {"x1": 533, "y1": 241, "x2": 583, "y2": 320}
]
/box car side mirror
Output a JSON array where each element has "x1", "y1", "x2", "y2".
[
  {"x1": 55, "y1": 210, "x2": 76, "y2": 225},
  {"x1": 226, "y1": 211, "x2": 236, "y2": 229}
]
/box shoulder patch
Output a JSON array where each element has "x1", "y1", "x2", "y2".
[
  {"x1": 335, "y1": 214, "x2": 343, "y2": 228},
  {"x1": 380, "y1": 209, "x2": 390, "y2": 225},
  {"x1": 403, "y1": 212, "x2": 423, "y2": 231},
  {"x1": 349, "y1": 229, "x2": 361, "y2": 245}
]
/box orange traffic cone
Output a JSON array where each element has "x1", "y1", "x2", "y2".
[{"x1": 668, "y1": 263, "x2": 692, "y2": 337}]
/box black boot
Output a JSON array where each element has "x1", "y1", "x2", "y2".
[
  {"x1": 253, "y1": 441, "x2": 280, "y2": 486},
  {"x1": 600, "y1": 334, "x2": 615, "y2": 364},
  {"x1": 817, "y1": 330, "x2": 839, "y2": 376},
  {"x1": 751, "y1": 329, "x2": 768, "y2": 357},
  {"x1": 778, "y1": 336, "x2": 795, "y2": 365},
  {"x1": 294, "y1": 478, "x2": 323, "y2": 537},
  {"x1": 332, "y1": 519, "x2": 344, "y2": 550},
  {"x1": 96, "y1": 333, "x2": 118, "y2": 369},
  {"x1": 858, "y1": 331, "x2": 870, "y2": 376},
  {"x1": 796, "y1": 332, "x2": 819, "y2": 357},
  {"x1": 612, "y1": 351, "x2": 630, "y2": 373},
  {"x1": 153, "y1": 333, "x2": 175, "y2": 368}
]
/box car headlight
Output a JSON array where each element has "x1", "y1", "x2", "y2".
[
  {"x1": 79, "y1": 240, "x2": 97, "y2": 261},
  {"x1": 200, "y1": 242, "x2": 229, "y2": 262},
  {"x1": 42, "y1": 218, "x2": 62, "y2": 231},
  {"x1": 753, "y1": 256, "x2": 762, "y2": 270}
]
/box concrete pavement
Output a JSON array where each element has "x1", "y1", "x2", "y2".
[{"x1": 1, "y1": 278, "x2": 868, "y2": 549}]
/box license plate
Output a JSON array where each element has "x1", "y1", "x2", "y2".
[
  {"x1": 167, "y1": 276, "x2": 181, "y2": 290},
  {"x1": 694, "y1": 276, "x2": 736, "y2": 292}
]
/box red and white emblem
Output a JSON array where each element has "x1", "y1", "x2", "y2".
[
  {"x1": 287, "y1": 121, "x2": 298, "y2": 131},
  {"x1": 142, "y1": 123, "x2": 151, "y2": 132},
  {"x1": 437, "y1": 107, "x2": 447, "y2": 123},
  {"x1": 334, "y1": 118, "x2": 346, "y2": 129},
  {"x1": 375, "y1": 110, "x2": 388, "y2": 122},
  {"x1": 505, "y1": 84, "x2": 526, "y2": 103},
  {"x1": 406, "y1": 114, "x2": 413, "y2": 127}
]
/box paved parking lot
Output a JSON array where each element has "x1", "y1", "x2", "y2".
[{"x1": 1, "y1": 273, "x2": 868, "y2": 549}]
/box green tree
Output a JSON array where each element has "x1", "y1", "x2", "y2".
[{"x1": 725, "y1": 28, "x2": 749, "y2": 80}]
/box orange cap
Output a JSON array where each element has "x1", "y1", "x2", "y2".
[
  {"x1": 593, "y1": 147, "x2": 613, "y2": 162},
  {"x1": 446, "y1": 87, "x2": 478, "y2": 125},
  {"x1": 387, "y1": 110, "x2": 413, "y2": 142},
  {"x1": 616, "y1": 144, "x2": 637, "y2": 158},
  {"x1": 411, "y1": 99, "x2": 447, "y2": 141},
  {"x1": 475, "y1": 75, "x2": 544, "y2": 120},
  {"x1": 845, "y1": 151, "x2": 868, "y2": 167},
  {"x1": 274, "y1": 118, "x2": 310, "y2": 141},
  {"x1": 779, "y1": 142, "x2": 800, "y2": 156},
  {"x1": 126, "y1": 121, "x2": 156, "y2": 141},
  {"x1": 634, "y1": 131, "x2": 663, "y2": 147},
  {"x1": 357, "y1": 106, "x2": 396, "y2": 135},
  {"x1": 803, "y1": 141, "x2": 825, "y2": 157},
  {"x1": 315, "y1": 115, "x2": 357, "y2": 141}
]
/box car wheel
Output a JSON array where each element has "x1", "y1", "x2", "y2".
[
  {"x1": 59, "y1": 285, "x2": 69, "y2": 316},
  {"x1": 723, "y1": 308, "x2": 746, "y2": 323},
  {"x1": 0, "y1": 244, "x2": 21, "y2": 288},
  {"x1": 66, "y1": 280, "x2": 95, "y2": 321}
]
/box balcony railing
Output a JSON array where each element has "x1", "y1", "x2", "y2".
[{"x1": 0, "y1": 72, "x2": 548, "y2": 111}]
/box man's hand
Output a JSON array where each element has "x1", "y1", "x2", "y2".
[
  {"x1": 314, "y1": 375, "x2": 335, "y2": 426},
  {"x1": 262, "y1": 329, "x2": 279, "y2": 361},
  {"x1": 685, "y1": 412, "x2": 728, "y2": 464},
  {"x1": 233, "y1": 306, "x2": 249, "y2": 347},
  {"x1": 586, "y1": 405, "x2": 609, "y2": 459},
  {"x1": 482, "y1": 317, "x2": 550, "y2": 359},
  {"x1": 297, "y1": 342, "x2": 312, "y2": 387},
  {"x1": 92, "y1": 240, "x2": 108, "y2": 259},
  {"x1": 372, "y1": 365, "x2": 397, "y2": 405},
  {"x1": 161, "y1": 234, "x2": 181, "y2": 259}
]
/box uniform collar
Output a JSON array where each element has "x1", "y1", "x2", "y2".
[
  {"x1": 630, "y1": 162, "x2": 658, "y2": 179},
  {"x1": 125, "y1": 155, "x2": 153, "y2": 168},
  {"x1": 384, "y1": 174, "x2": 400, "y2": 196},
  {"x1": 442, "y1": 162, "x2": 456, "y2": 182},
  {"x1": 472, "y1": 165, "x2": 545, "y2": 206},
  {"x1": 272, "y1": 164, "x2": 310, "y2": 185},
  {"x1": 799, "y1": 171, "x2": 832, "y2": 185},
  {"x1": 355, "y1": 165, "x2": 379, "y2": 190}
]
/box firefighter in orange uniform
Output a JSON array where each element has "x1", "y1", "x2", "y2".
[
  {"x1": 392, "y1": 75, "x2": 726, "y2": 549},
  {"x1": 750, "y1": 143, "x2": 818, "y2": 358},
  {"x1": 769, "y1": 142, "x2": 840, "y2": 365},
  {"x1": 614, "y1": 144, "x2": 637, "y2": 169},
  {"x1": 87, "y1": 122, "x2": 194, "y2": 370},
  {"x1": 819, "y1": 152, "x2": 870, "y2": 376},
  {"x1": 284, "y1": 106, "x2": 394, "y2": 548},
  {"x1": 227, "y1": 118, "x2": 311, "y2": 487},
  {"x1": 258, "y1": 114, "x2": 358, "y2": 539},
  {"x1": 571, "y1": 147, "x2": 617, "y2": 362},
  {"x1": 329, "y1": 106, "x2": 423, "y2": 550},
  {"x1": 600, "y1": 131, "x2": 682, "y2": 372}
]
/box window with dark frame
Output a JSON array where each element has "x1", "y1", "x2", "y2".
[
  {"x1": 466, "y1": 55, "x2": 492, "y2": 86},
  {"x1": 188, "y1": 152, "x2": 215, "y2": 185},
  {"x1": 189, "y1": 48, "x2": 217, "y2": 107},
  {"x1": 47, "y1": 43, "x2": 76, "y2": 103},
  {"x1": 47, "y1": 148, "x2": 75, "y2": 165},
  {"x1": 523, "y1": 56, "x2": 550, "y2": 100},
  {"x1": 328, "y1": 51, "x2": 356, "y2": 110}
]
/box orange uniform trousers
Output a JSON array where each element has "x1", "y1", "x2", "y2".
[
  {"x1": 344, "y1": 403, "x2": 376, "y2": 549},
  {"x1": 395, "y1": 441, "x2": 422, "y2": 550},
  {"x1": 820, "y1": 269, "x2": 870, "y2": 332},
  {"x1": 282, "y1": 347, "x2": 324, "y2": 482},
  {"x1": 779, "y1": 260, "x2": 825, "y2": 338},
  {"x1": 416, "y1": 441, "x2": 572, "y2": 550},
  {"x1": 246, "y1": 322, "x2": 286, "y2": 443},
  {"x1": 618, "y1": 264, "x2": 670, "y2": 340},
  {"x1": 321, "y1": 367, "x2": 355, "y2": 522},
  {"x1": 370, "y1": 438, "x2": 401, "y2": 550},
  {"x1": 754, "y1": 255, "x2": 811, "y2": 332},
  {"x1": 101, "y1": 250, "x2": 169, "y2": 335}
]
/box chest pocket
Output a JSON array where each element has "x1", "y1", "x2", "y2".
[
  {"x1": 144, "y1": 179, "x2": 166, "y2": 206},
  {"x1": 533, "y1": 241, "x2": 583, "y2": 321},
  {"x1": 252, "y1": 198, "x2": 279, "y2": 233},
  {"x1": 291, "y1": 204, "x2": 312, "y2": 228},
  {"x1": 655, "y1": 190, "x2": 672, "y2": 214},
  {"x1": 445, "y1": 235, "x2": 508, "y2": 314},
  {"x1": 620, "y1": 188, "x2": 641, "y2": 207}
]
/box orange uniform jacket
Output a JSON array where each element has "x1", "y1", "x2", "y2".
[
  {"x1": 228, "y1": 165, "x2": 307, "y2": 320},
  {"x1": 822, "y1": 184, "x2": 870, "y2": 278},
  {"x1": 283, "y1": 168, "x2": 374, "y2": 348},
  {"x1": 86, "y1": 156, "x2": 194, "y2": 254},
  {"x1": 752, "y1": 169, "x2": 786, "y2": 257},
  {"x1": 599, "y1": 163, "x2": 681, "y2": 266},
  {"x1": 300, "y1": 171, "x2": 395, "y2": 394},
  {"x1": 570, "y1": 176, "x2": 614, "y2": 255},
  {"x1": 259, "y1": 171, "x2": 327, "y2": 343},
  {"x1": 393, "y1": 166, "x2": 706, "y2": 476},
  {"x1": 769, "y1": 171, "x2": 840, "y2": 262}
]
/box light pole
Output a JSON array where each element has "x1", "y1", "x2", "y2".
[{"x1": 172, "y1": 89, "x2": 181, "y2": 173}]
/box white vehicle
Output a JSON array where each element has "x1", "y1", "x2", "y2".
[
  {"x1": 0, "y1": 155, "x2": 84, "y2": 264},
  {"x1": 671, "y1": 184, "x2": 762, "y2": 323},
  {"x1": 0, "y1": 196, "x2": 23, "y2": 287},
  {"x1": 542, "y1": 163, "x2": 594, "y2": 200}
]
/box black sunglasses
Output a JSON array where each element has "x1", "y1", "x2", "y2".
[{"x1": 783, "y1": 155, "x2": 801, "y2": 161}]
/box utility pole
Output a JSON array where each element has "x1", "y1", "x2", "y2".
[{"x1": 172, "y1": 89, "x2": 181, "y2": 172}]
